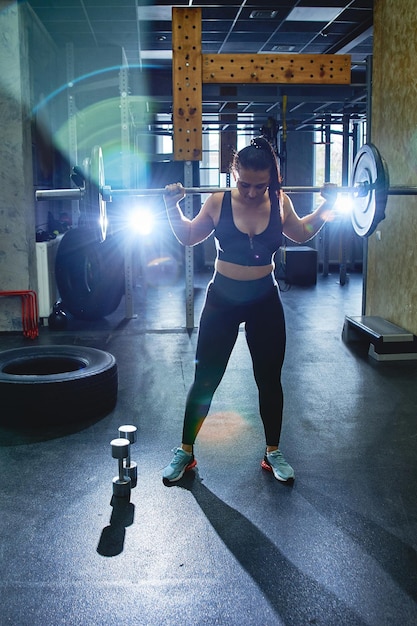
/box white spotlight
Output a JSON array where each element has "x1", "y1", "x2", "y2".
[
  {"x1": 128, "y1": 206, "x2": 154, "y2": 236},
  {"x1": 335, "y1": 193, "x2": 353, "y2": 215}
]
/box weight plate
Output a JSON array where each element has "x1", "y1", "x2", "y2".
[
  {"x1": 55, "y1": 228, "x2": 125, "y2": 320},
  {"x1": 79, "y1": 146, "x2": 107, "y2": 242},
  {"x1": 350, "y1": 143, "x2": 389, "y2": 237},
  {"x1": 92, "y1": 145, "x2": 107, "y2": 242}
]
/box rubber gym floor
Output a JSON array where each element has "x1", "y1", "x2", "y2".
[{"x1": 0, "y1": 267, "x2": 416, "y2": 626}]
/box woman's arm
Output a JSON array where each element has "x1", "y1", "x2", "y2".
[
  {"x1": 163, "y1": 183, "x2": 217, "y2": 246},
  {"x1": 281, "y1": 185, "x2": 337, "y2": 243}
]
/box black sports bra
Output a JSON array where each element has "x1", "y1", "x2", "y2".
[{"x1": 214, "y1": 191, "x2": 282, "y2": 266}]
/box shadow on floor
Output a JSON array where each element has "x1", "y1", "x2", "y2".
[
  {"x1": 0, "y1": 414, "x2": 107, "y2": 446},
  {"x1": 97, "y1": 496, "x2": 135, "y2": 558},
  {"x1": 168, "y1": 470, "x2": 368, "y2": 625}
]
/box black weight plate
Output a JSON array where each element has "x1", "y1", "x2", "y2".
[
  {"x1": 79, "y1": 146, "x2": 107, "y2": 242},
  {"x1": 55, "y1": 227, "x2": 125, "y2": 320}
]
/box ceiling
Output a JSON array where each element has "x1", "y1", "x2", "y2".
[{"x1": 27, "y1": 0, "x2": 374, "y2": 133}]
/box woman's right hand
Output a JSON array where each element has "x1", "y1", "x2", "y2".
[
  {"x1": 320, "y1": 182, "x2": 338, "y2": 206},
  {"x1": 164, "y1": 182, "x2": 186, "y2": 203}
]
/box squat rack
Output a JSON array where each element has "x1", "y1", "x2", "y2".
[{"x1": 168, "y1": 8, "x2": 352, "y2": 330}]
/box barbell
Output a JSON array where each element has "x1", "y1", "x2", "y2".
[{"x1": 35, "y1": 143, "x2": 417, "y2": 242}]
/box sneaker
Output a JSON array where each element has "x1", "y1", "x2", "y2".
[
  {"x1": 261, "y1": 449, "x2": 295, "y2": 482},
  {"x1": 162, "y1": 447, "x2": 197, "y2": 482}
]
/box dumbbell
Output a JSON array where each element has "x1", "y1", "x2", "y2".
[
  {"x1": 110, "y1": 437, "x2": 131, "y2": 499},
  {"x1": 118, "y1": 424, "x2": 137, "y2": 488}
]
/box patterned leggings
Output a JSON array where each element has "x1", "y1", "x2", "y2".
[{"x1": 182, "y1": 272, "x2": 286, "y2": 446}]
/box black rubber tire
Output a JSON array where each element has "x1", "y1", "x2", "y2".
[
  {"x1": 0, "y1": 345, "x2": 118, "y2": 426},
  {"x1": 55, "y1": 227, "x2": 124, "y2": 320}
]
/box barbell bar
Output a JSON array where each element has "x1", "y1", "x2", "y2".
[
  {"x1": 34, "y1": 183, "x2": 417, "y2": 200},
  {"x1": 34, "y1": 142, "x2": 417, "y2": 241},
  {"x1": 110, "y1": 185, "x2": 417, "y2": 196}
]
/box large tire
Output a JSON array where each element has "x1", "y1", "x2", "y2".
[
  {"x1": 0, "y1": 346, "x2": 117, "y2": 426},
  {"x1": 55, "y1": 227, "x2": 124, "y2": 320}
]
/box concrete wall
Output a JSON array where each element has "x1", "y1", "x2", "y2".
[
  {"x1": 366, "y1": 0, "x2": 417, "y2": 332},
  {"x1": 0, "y1": 1, "x2": 37, "y2": 329}
]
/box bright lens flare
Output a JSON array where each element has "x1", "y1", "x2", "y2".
[
  {"x1": 128, "y1": 206, "x2": 154, "y2": 235},
  {"x1": 335, "y1": 193, "x2": 353, "y2": 215}
]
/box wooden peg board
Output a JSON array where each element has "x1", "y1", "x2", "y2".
[
  {"x1": 172, "y1": 7, "x2": 202, "y2": 161},
  {"x1": 202, "y1": 53, "x2": 351, "y2": 85},
  {"x1": 171, "y1": 8, "x2": 351, "y2": 161}
]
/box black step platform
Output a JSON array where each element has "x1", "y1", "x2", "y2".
[{"x1": 343, "y1": 315, "x2": 417, "y2": 361}]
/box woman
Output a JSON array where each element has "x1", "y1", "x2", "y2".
[{"x1": 162, "y1": 136, "x2": 336, "y2": 483}]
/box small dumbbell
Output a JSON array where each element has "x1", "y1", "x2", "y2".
[
  {"x1": 110, "y1": 437, "x2": 131, "y2": 499},
  {"x1": 118, "y1": 424, "x2": 137, "y2": 488}
]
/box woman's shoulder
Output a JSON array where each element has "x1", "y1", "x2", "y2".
[{"x1": 207, "y1": 190, "x2": 227, "y2": 209}]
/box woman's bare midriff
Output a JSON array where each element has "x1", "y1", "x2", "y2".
[{"x1": 215, "y1": 259, "x2": 274, "y2": 281}]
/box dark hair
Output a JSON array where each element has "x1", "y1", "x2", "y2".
[{"x1": 232, "y1": 135, "x2": 283, "y2": 211}]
